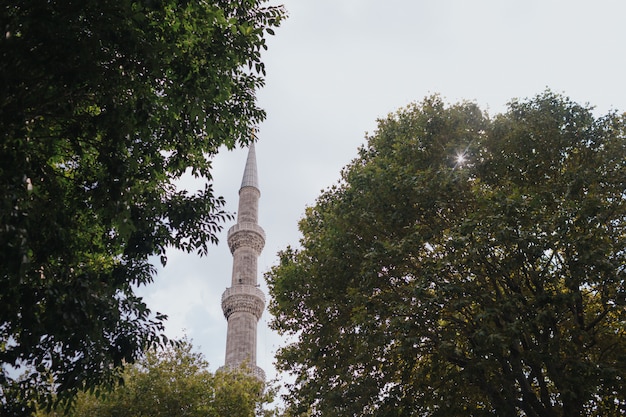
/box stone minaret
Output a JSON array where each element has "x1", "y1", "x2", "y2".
[{"x1": 221, "y1": 143, "x2": 266, "y2": 380}]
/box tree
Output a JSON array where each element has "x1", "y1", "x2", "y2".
[
  {"x1": 0, "y1": 0, "x2": 284, "y2": 413},
  {"x1": 267, "y1": 92, "x2": 626, "y2": 417},
  {"x1": 38, "y1": 339, "x2": 276, "y2": 417}
]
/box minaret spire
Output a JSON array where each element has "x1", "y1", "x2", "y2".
[
  {"x1": 240, "y1": 141, "x2": 259, "y2": 190},
  {"x1": 220, "y1": 143, "x2": 266, "y2": 380}
]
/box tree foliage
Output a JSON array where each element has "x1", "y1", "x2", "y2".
[
  {"x1": 38, "y1": 339, "x2": 276, "y2": 417},
  {"x1": 0, "y1": 0, "x2": 284, "y2": 413},
  {"x1": 267, "y1": 92, "x2": 626, "y2": 417}
]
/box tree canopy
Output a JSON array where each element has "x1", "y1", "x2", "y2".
[
  {"x1": 38, "y1": 339, "x2": 276, "y2": 417},
  {"x1": 267, "y1": 92, "x2": 626, "y2": 417},
  {"x1": 0, "y1": 0, "x2": 284, "y2": 414}
]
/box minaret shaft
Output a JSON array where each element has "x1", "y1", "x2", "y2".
[
  {"x1": 221, "y1": 143, "x2": 265, "y2": 380},
  {"x1": 237, "y1": 187, "x2": 260, "y2": 224},
  {"x1": 224, "y1": 312, "x2": 258, "y2": 365}
]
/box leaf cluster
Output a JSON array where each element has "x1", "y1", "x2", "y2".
[
  {"x1": 37, "y1": 338, "x2": 276, "y2": 417},
  {"x1": 267, "y1": 92, "x2": 626, "y2": 416},
  {"x1": 0, "y1": 0, "x2": 285, "y2": 413}
]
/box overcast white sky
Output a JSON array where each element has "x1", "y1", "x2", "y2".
[{"x1": 137, "y1": 0, "x2": 626, "y2": 382}]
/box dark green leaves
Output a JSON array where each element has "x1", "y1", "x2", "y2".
[
  {"x1": 267, "y1": 92, "x2": 626, "y2": 417},
  {"x1": 1, "y1": 0, "x2": 285, "y2": 413}
]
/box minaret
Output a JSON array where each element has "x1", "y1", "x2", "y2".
[{"x1": 220, "y1": 143, "x2": 266, "y2": 380}]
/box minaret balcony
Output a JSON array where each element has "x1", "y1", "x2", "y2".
[
  {"x1": 217, "y1": 363, "x2": 266, "y2": 382},
  {"x1": 221, "y1": 285, "x2": 266, "y2": 319},
  {"x1": 227, "y1": 222, "x2": 265, "y2": 254}
]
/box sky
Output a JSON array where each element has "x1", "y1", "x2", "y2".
[{"x1": 137, "y1": 0, "x2": 626, "y2": 383}]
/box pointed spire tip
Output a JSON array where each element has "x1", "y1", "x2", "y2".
[{"x1": 240, "y1": 142, "x2": 259, "y2": 191}]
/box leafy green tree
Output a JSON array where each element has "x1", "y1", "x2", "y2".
[
  {"x1": 267, "y1": 93, "x2": 626, "y2": 417},
  {"x1": 0, "y1": 0, "x2": 284, "y2": 413},
  {"x1": 39, "y1": 339, "x2": 276, "y2": 417}
]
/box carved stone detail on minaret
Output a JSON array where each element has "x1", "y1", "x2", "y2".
[
  {"x1": 227, "y1": 222, "x2": 265, "y2": 254},
  {"x1": 220, "y1": 363, "x2": 266, "y2": 382},
  {"x1": 221, "y1": 285, "x2": 266, "y2": 319}
]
